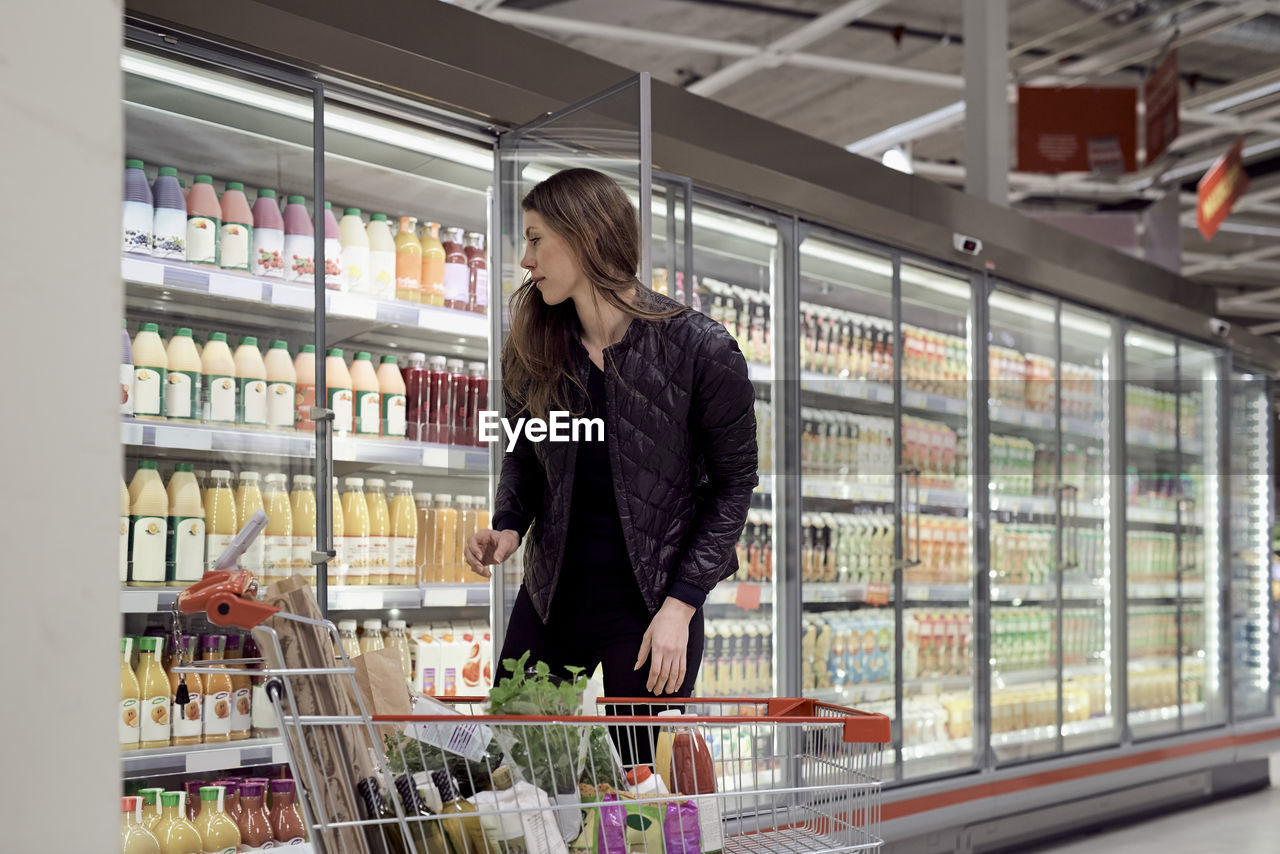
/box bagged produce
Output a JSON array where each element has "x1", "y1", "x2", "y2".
[{"x1": 664, "y1": 800, "x2": 702, "y2": 854}]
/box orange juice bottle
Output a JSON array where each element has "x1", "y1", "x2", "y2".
[
  {"x1": 201, "y1": 634, "x2": 233, "y2": 743},
  {"x1": 455, "y1": 497, "x2": 478, "y2": 584},
  {"x1": 135, "y1": 636, "x2": 171, "y2": 749},
  {"x1": 169, "y1": 635, "x2": 203, "y2": 747},
  {"x1": 395, "y1": 215, "x2": 422, "y2": 301},
  {"x1": 203, "y1": 470, "x2": 237, "y2": 572},
  {"x1": 419, "y1": 221, "x2": 446, "y2": 306},
  {"x1": 389, "y1": 481, "x2": 418, "y2": 586},
  {"x1": 120, "y1": 637, "x2": 142, "y2": 751},
  {"x1": 290, "y1": 474, "x2": 317, "y2": 586},
  {"x1": 153, "y1": 791, "x2": 201, "y2": 854},
  {"x1": 261, "y1": 473, "x2": 293, "y2": 587},
  {"x1": 414, "y1": 491, "x2": 434, "y2": 584},
  {"x1": 430, "y1": 495, "x2": 457, "y2": 585},
  {"x1": 366, "y1": 478, "x2": 391, "y2": 585},
  {"x1": 235, "y1": 471, "x2": 266, "y2": 575},
  {"x1": 129, "y1": 461, "x2": 169, "y2": 586},
  {"x1": 342, "y1": 477, "x2": 371, "y2": 585},
  {"x1": 331, "y1": 477, "x2": 346, "y2": 581}
]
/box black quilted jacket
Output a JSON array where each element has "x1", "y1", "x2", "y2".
[{"x1": 491, "y1": 288, "x2": 759, "y2": 623}]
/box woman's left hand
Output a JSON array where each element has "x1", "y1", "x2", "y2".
[{"x1": 635, "y1": 597, "x2": 696, "y2": 695}]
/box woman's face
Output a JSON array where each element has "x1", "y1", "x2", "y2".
[{"x1": 521, "y1": 210, "x2": 586, "y2": 306}]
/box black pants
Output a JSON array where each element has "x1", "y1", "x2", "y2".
[{"x1": 500, "y1": 567, "x2": 705, "y2": 766}]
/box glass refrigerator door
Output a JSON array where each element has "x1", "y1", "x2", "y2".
[
  {"x1": 1124, "y1": 326, "x2": 1182, "y2": 738},
  {"x1": 1228, "y1": 369, "x2": 1272, "y2": 720},
  {"x1": 121, "y1": 42, "x2": 320, "y2": 763},
  {"x1": 687, "y1": 198, "x2": 780, "y2": 704},
  {"x1": 1179, "y1": 341, "x2": 1225, "y2": 729},
  {"x1": 986, "y1": 286, "x2": 1062, "y2": 763},
  {"x1": 795, "y1": 233, "x2": 897, "y2": 777},
  {"x1": 899, "y1": 262, "x2": 975, "y2": 779},
  {"x1": 318, "y1": 86, "x2": 495, "y2": 668}
]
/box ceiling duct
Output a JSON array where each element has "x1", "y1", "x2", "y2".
[{"x1": 1069, "y1": 0, "x2": 1280, "y2": 56}]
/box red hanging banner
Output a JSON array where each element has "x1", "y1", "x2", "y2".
[
  {"x1": 1196, "y1": 138, "x2": 1249, "y2": 241},
  {"x1": 1017, "y1": 86, "x2": 1139, "y2": 174},
  {"x1": 1144, "y1": 50, "x2": 1180, "y2": 164}
]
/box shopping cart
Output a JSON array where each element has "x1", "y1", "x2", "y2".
[{"x1": 176, "y1": 570, "x2": 890, "y2": 854}]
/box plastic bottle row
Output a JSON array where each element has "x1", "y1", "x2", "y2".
[
  {"x1": 335, "y1": 618, "x2": 494, "y2": 698},
  {"x1": 990, "y1": 608, "x2": 1054, "y2": 672},
  {"x1": 696, "y1": 619, "x2": 773, "y2": 698},
  {"x1": 728, "y1": 509, "x2": 773, "y2": 583},
  {"x1": 120, "y1": 782, "x2": 306, "y2": 854},
  {"x1": 123, "y1": 322, "x2": 488, "y2": 444},
  {"x1": 1129, "y1": 660, "x2": 1205, "y2": 711},
  {"x1": 122, "y1": 160, "x2": 488, "y2": 311},
  {"x1": 704, "y1": 278, "x2": 771, "y2": 366},
  {"x1": 800, "y1": 305, "x2": 895, "y2": 383},
  {"x1": 902, "y1": 415, "x2": 960, "y2": 487},
  {"x1": 803, "y1": 608, "x2": 975, "y2": 693},
  {"x1": 121, "y1": 462, "x2": 489, "y2": 587},
  {"x1": 800, "y1": 410, "x2": 895, "y2": 478},
  {"x1": 1125, "y1": 386, "x2": 1202, "y2": 445},
  {"x1": 1128, "y1": 605, "x2": 1206, "y2": 658},
  {"x1": 1125, "y1": 467, "x2": 1201, "y2": 513}
]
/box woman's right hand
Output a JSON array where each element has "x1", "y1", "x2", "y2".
[{"x1": 464, "y1": 529, "x2": 521, "y2": 579}]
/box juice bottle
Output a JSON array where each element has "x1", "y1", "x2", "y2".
[
  {"x1": 426, "y1": 355, "x2": 449, "y2": 444},
  {"x1": 342, "y1": 477, "x2": 371, "y2": 585},
  {"x1": 338, "y1": 620, "x2": 361, "y2": 661},
  {"x1": 121, "y1": 320, "x2": 135, "y2": 418},
  {"x1": 262, "y1": 472, "x2": 293, "y2": 587},
  {"x1": 366, "y1": 213, "x2": 397, "y2": 299},
  {"x1": 414, "y1": 491, "x2": 434, "y2": 583},
  {"x1": 282, "y1": 195, "x2": 314, "y2": 283},
  {"x1": 339, "y1": 207, "x2": 369, "y2": 292},
  {"x1": 441, "y1": 226, "x2": 469, "y2": 310},
  {"x1": 194, "y1": 786, "x2": 241, "y2": 854},
  {"x1": 184, "y1": 781, "x2": 206, "y2": 822},
  {"x1": 430, "y1": 767, "x2": 488, "y2": 854},
  {"x1": 234, "y1": 336, "x2": 268, "y2": 428},
  {"x1": 201, "y1": 634, "x2": 233, "y2": 743},
  {"x1": 235, "y1": 782, "x2": 274, "y2": 851},
  {"x1": 154, "y1": 791, "x2": 201, "y2": 854},
  {"x1": 166, "y1": 463, "x2": 206, "y2": 585},
  {"x1": 377, "y1": 355, "x2": 407, "y2": 439},
  {"x1": 212, "y1": 780, "x2": 241, "y2": 825},
  {"x1": 366, "y1": 478, "x2": 391, "y2": 585},
  {"x1": 430, "y1": 495, "x2": 457, "y2": 585},
  {"x1": 404, "y1": 352, "x2": 428, "y2": 441},
  {"x1": 186, "y1": 175, "x2": 222, "y2": 267},
  {"x1": 120, "y1": 637, "x2": 142, "y2": 750},
  {"x1": 219, "y1": 182, "x2": 253, "y2": 272},
  {"x1": 395, "y1": 215, "x2": 423, "y2": 301},
  {"x1": 223, "y1": 635, "x2": 252, "y2": 741},
  {"x1": 236, "y1": 471, "x2": 266, "y2": 574},
  {"x1": 152, "y1": 166, "x2": 186, "y2": 260},
  {"x1": 464, "y1": 231, "x2": 488, "y2": 314},
  {"x1": 250, "y1": 189, "x2": 284, "y2": 277},
  {"x1": 323, "y1": 201, "x2": 343, "y2": 289},
  {"x1": 201, "y1": 332, "x2": 237, "y2": 426},
  {"x1": 419, "y1": 221, "x2": 445, "y2": 306},
  {"x1": 136, "y1": 636, "x2": 171, "y2": 748},
  {"x1": 332, "y1": 477, "x2": 346, "y2": 579},
  {"x1": 119, "y1": 476, "x2": 131, "y2": 583},
  {"x1": 268, "y1": 779, "x2": 308, "y2": 845},
  {"x1": 466, "y1": 362, "x2": 488, "y2": 447},
  {"x1": 163, "y1": 328, "x2": 201, "y2": 421},
  {"x1": 387, "y1": 619, "x2": 413, "y2": 682},
  {"x1": 360, "y1": 619, "x2": 386, "y2": 655},
  {"x1": 123, "y1": 159, "x2": 154, "y2": 254},
  {"x1": 456, "y1": 497, "x2": 480, "y2": 583},
  {"x1": 138, "y1": 789, "x2": 166, "y2": 833},
  {"x1": 291, "y1": 474, "x2": 318, "y2": 586},
  {"x1": 388, "y1": 481, "x2": 418, "y2": 586},
  {"x1": 445, "y1": 358, "x2": 467, "y2": 445},
  {"x1": 264, "y1": 340, "x2": 297, "y2": 431},
  {"x1": 203, "y1": 470, "x2": 237, "y2": 572},
  {"x1": 121, "y1": 798, "x2": 163, "y2": 854},
  {"x1": 326, "y1": 348, "x2": 354, "y2": 436},
  {"x1": 294, "y1": 344, "x2": 316, "y2": 432},
  {"x1": 133, "y1": 323, "x2": 168, "y2": 421},
  {"x1": 393, "y1": 774, "x2": 449, "y2": 854},
  {"x1": 129, "y1": 461, "x2": 169, "y2": 586},
  {"x1": 169, "y1": 634, "x2": 203, "y2": 747},
  {"x1": 351, "y1": 351, "x2": 381, "y2": 436}
]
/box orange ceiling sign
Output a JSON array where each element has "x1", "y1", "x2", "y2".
[
  {"x1": 1196, "y1": 138, "x2": 1249, "y2": 241},
  {"x1": 1017, "y1": 86, "x2": 1138, "y2": 174}
]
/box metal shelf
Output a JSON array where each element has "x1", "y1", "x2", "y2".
[
  {"x1": 903, "y1": 583, "x2": 972, "y2": 603},
  {"x1": 707, "y1": 582, "x2": 775, "y2": 608},
  {"x1": 990, "y1": 582, "x2": 1106, "y2": 602},
  {"x1": 122, "y1": 737, "x2": 286, "y2": 779},
  {"x1": 329, "y1": 583, "x2": 490, "y2": 611},
  {"x1": 1128, "y1": 702, "x2": 1207, "y2": 726}
]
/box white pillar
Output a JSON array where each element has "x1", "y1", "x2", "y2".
[
  {"x1": 963, "y1": 0, "x2": 1010, "y2": 205},
  {"x1": 0, "y1": 0, "x2": 122, "y2": 846}
]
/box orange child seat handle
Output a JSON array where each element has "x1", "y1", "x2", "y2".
[{"x1": 178, "y1": 569, "x2": 280, "y2": 630}]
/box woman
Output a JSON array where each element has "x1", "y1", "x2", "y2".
[{"x1": 464, "y1": 168, "x2": 757, "y2": 701}]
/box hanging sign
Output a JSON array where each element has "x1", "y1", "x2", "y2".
[
  {"x1": 1017, "y1": 86, "x2": 1138, "y2": 173},
  {"x1": 1197, "y1": 138, "x2": 1249, "y2": 240}
]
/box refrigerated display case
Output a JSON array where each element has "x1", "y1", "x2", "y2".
[{"x1": 115, "y1": 3, "x2": 1279, "y2": 846}]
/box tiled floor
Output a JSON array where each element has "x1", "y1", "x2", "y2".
[{"x1": 1026, "y1": 754, "x2": 1279, "y2": 853}]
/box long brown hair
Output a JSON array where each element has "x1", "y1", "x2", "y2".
[{"x1": 503, "y1": 168, "x2": 684, "y2": 419}]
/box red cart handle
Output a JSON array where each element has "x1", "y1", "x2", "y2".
[{"x1": 178, "y1": 570, "x2": 280, "y2": 630}]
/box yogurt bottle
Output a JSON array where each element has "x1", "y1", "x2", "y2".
[
  {"x1": 128, "y1": 461, "x2": 168, "y2": 586},
  {"x1": 339, "y1": 208, "x2": 369, "y2": 292},
  {"x1": 264, "y1": 340, "x2": 297, "y2": 431},
  {"x1": 366, "y1": 213, "x2": 396, "y2": 299},
  {"x1": 283, "y1": 195, "x2": 314, "y2": 283},
  {"x1": 201, "y1": 332, "x2": 237, "y2": 425},
  {"x1": 250, "y1": 189, "x2": 284, "y2": 277},
  {"x1": 122, "y1": 159, "x2": 154, "y2": 255},
  {"x1": 186, "y1": 175, "x2": 222, "y2": 266},
  {"x1": 151, "y1": 166, "x2": 186, "y2": 259},
  {"x1": 166, "y1": 463, "x2": 206, "y2": 585},
  {"x1": 164, "y1": 328, "x2": 201, "y2": 422},
  {"x1": 234, "y1": 336, "x2": 268, "y2": 428},
  {"x1": 323, "y1": 201, "x2": 343, "y2": 289},
  {"x1": 132, "y1": 323, "x2": 168, "y2": 421},
  {"x1": 219, "y1": 181, "x2": 254, "y2": 272}
]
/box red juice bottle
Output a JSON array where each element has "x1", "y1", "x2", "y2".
[
  {"x1": 466, "y1": 361, "x2": 488, "y2": 447},
  {"x1": 403, "y1": 352, "x2": 428, "y2": 442},
  {"x1": 426, "y1": 355, "x2": 449, "y2": 444},
  {"x1": 445, "y1": 358, "x2": 467, "y2": 446}
]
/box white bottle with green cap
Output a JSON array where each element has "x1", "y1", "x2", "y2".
[
  {"x1": 164, "y1": 328, "x2": 201, "y2": 421},
  {"x1": 264, "y1": 340, "x2": 297, "y2": 430},
  {"x1": 202, "y1": 332, "x2": 237, "y2": 425},
  {"x1": 167, "y1": 463, "x2": 206, "y2": 584},
  {"x1": 234, "y1": 336, "x2": 268, "y2": 427},
  {"x1": 132, "y1": 323, "x2": 168, "y2": 420},
  {"x1": 128, "y1": 461, "x2": 169, "y2": 585}
]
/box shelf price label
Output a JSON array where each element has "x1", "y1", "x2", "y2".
[
  {"x1": 186, "y1": 747, "x2": 240, "y2": 774},
  {"x1": 865, "y1": 583, "x2": 892, "y2": 606},
  {"x1": 208, "y1": 273, "x2": 263, "y2": 303},
  {"x1": 426, "y1": 586, "x2": 469, "y2": 608},
  {"x1": 121, "y1": 256, "x2": 165, "y2": 285},
  {"x1": 734, "y1": 583, "x2": 763, "y2": 611}
]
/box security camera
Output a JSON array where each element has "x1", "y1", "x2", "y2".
[
  {"x1": 1209, "y1": 318, "x2": 1230, "y2": 338},
  {"x1": 953, "y1": 233, "x2": 982, "y2": 256}
]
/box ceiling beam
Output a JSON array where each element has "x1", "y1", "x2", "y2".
[
  {"x1": 1248, "y1": 320, "x2": 1280, "y2": 334},
  {"x1": 1217, "y1": 278, "x2": 1280, "y2": 307},
  {"x1": 1013, "y1": 0, "x2": 1204, "y2": 79},
  {"x1": 686, "y1": 0, "x2": 896, "y2": 96},
  {"x1": 1008, "y1": 0, "x2": 1144, "y2": 60}
]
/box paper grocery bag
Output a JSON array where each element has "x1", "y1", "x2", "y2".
[
  {"x1": 252, "y1": 576, "x2": 371, "y2": 854},
  {"x1": 351, "y1": 646, "x2": 412, "y2": 742}
]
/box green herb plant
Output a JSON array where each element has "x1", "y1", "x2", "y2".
[{"x1": 486, "y1": 652, "x2": 588, "y2": 795}]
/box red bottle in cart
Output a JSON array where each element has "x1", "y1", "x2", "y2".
[
  {"x1": 425, "y1": 355, "x2": 449, "y2": 444},
  {"x1": 466, "y1": 361, "x2": 488, "y2": 446},
  {"x1": 445, "y1": 358, "x2": 467, "y2": 445},
  {"x1": 404, "y1": 352, "x2": 428, "y2": 441}
]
